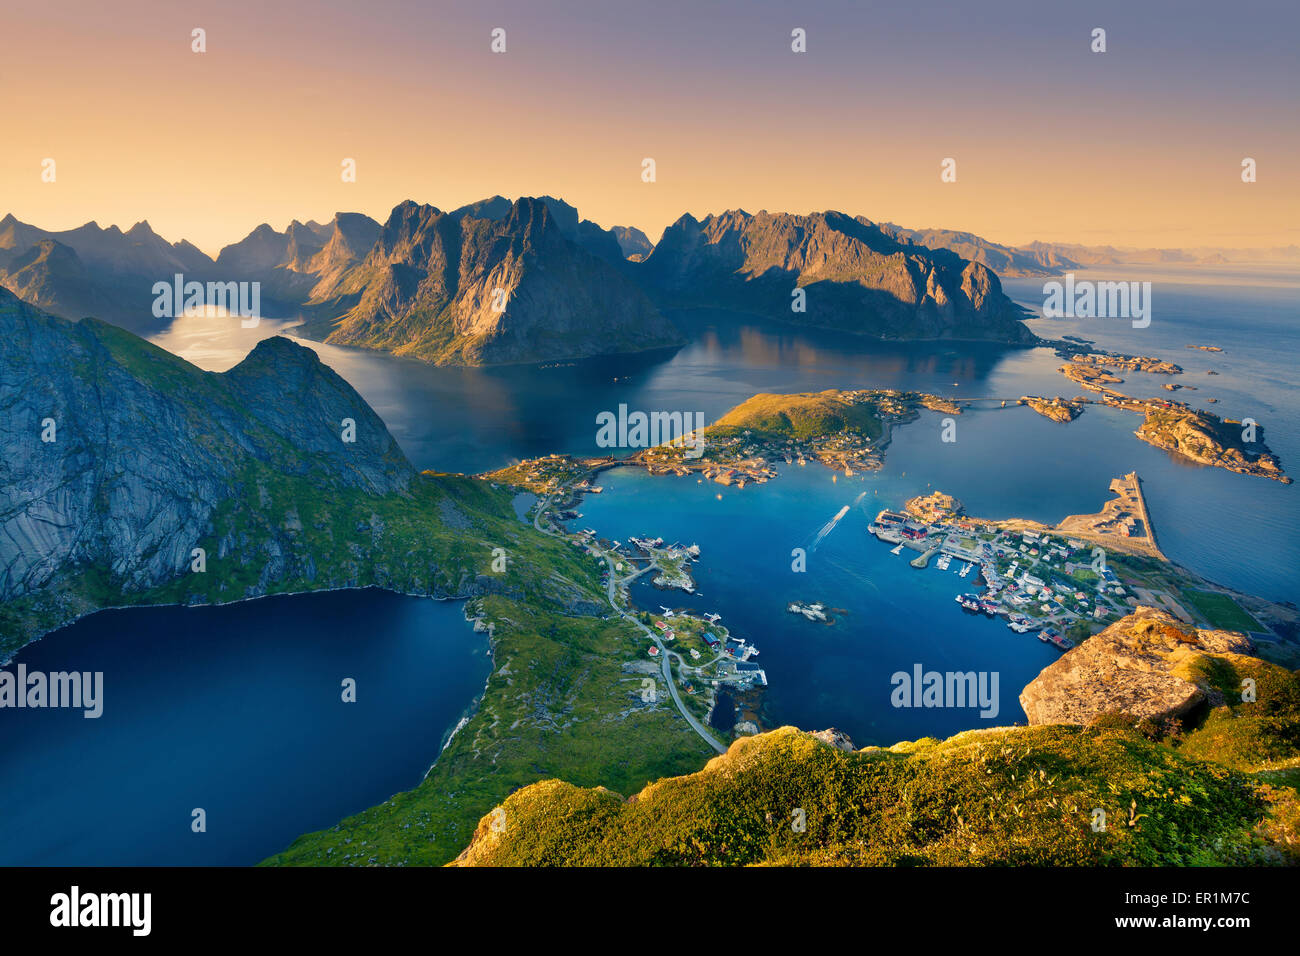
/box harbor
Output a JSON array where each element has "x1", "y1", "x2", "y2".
[{"x1": 866, "y1": 491, "x2": 1150, "y2": 650}]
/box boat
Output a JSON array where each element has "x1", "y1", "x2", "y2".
[
  {"x1": 955, "y1": 593, "x2": 982, "y2": 612},
  {"x1": 958, "y1": 562, "x2": 972, "y2": 577},
  {"x1": 890, "y1": 543, "x2": 904, "y2": 555},
  {"x1": 936, "y1": 554, "x2": 952, "y2": 571}
]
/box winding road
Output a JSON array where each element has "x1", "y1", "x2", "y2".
[{"x1": 534, "y1": 495, "x2": 727, "y2": 754}]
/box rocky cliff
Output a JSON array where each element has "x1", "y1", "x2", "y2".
[
  {"x1": 1019, "y1": 606, "x2": 1256, "y2": 725},
  {"x1": 302, "y1": 197, "x2": 681, "y2": 365},
  {"x1": 638, "y1": 209, "x2": 1034, "y2": 342},
  {"x1": 0, "y1": 288, "x2": 594, "y2": 656}
]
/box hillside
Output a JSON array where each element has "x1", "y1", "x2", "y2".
[
  {"x1": 710, "y1": 389, "x2": 887, "y2": 441},
  {"x1": 638, "y1": 209, "x2": 1034, "y2": 343},
  {"x1": 0, "y1": 287, "x2": 597, "y2": 654},
  {"x1": 453, "y1": 608, "x2": 1300, "y2": 866}
]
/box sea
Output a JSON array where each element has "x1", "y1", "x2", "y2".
[{"x1": 3, "y1": 263, "x2": 1295, "y2": 863}]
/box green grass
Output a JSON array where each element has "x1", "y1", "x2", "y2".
[
  {"x1": 453, "y1": 723, "x2": 1293, "y2": 866},
  {"x1": 1182, "y1": 589, "x2": 1262, "y2": 632},
  {"x1": 710, "y1": 390, "x2": 885, "y2": 442},
  {"x1": 264, "y1": 594, "x2": 713, "y2": 865}
]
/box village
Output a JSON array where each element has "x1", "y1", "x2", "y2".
[
  {"x1": 868, "y1": 481, "x2": 1267, "y2": 651},
  {"x1": 499, "y1": 463, "x2": 770, "y2": 742}
]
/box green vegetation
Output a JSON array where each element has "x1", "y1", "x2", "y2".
[
  {"x1": 265, "y1": 594, "x2": 712, "y2": 865},
  {"x1": 710, "y1": 389, "x2": 885, "y2": 441},
  {"x1": 1176, "y1": 655, "x2": 1300, "y2": 772},
  {"x1": 453, "y1": 721, "x2": 1296, "y2": 866},
  {"x1": 1183, "y1": 589, "x2": 1262, "y2": 633}
]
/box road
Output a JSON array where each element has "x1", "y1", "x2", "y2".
[{"x1": 534, "y1": 495, "x2": 727, "y2": 754}]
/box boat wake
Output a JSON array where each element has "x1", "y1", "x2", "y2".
[{"x1": 811, "y1": 493, "x2": 864, "y2": 551}]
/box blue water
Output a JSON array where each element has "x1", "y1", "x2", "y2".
[
  {"x1": 153, "y1": 267, "x2": 1299, "y2": 602},
  {"x1": 579, "y1": 465, "x2": 1057, "y2": 745},
  {"x1": 0, "y1": 590, "x2": 489, "y2": 865},
  {"x1": 8, "y1": 262, "x2": 1280, "y2": 865}
]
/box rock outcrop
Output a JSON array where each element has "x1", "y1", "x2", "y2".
[
  {"x1": 1019, "y1": 606, "x2": 1255, "y2": 726},
  {"x1": 1136, "y1": 407, "x2": 1290, "y2": 483}
]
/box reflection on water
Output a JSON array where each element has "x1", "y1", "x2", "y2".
[{"x1": 146, "y1": 278, "x2": 1299, "y2": 603}]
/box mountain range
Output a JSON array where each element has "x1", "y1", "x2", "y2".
[
  {"x1": 34, "y1": 197, "x2": 1300, "y2": 362},
  {"x1": 878, "y1": 224, "x2": 1300, "y2": 277}
]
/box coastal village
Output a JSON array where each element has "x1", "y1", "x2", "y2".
[
  {"x1": 484, "y1": 345, "x2": 1295, "y2": 746},
  {"x1": 488, "y1": 458, "x2": 770, "y2": 741},
  {"x1": 867, "y1": 477, "x2": 1280, "y2": 653}
]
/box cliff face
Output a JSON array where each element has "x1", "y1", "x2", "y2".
[
  {"x1": 638, "y1": 210, "x2": 1034, "y2": 342},
  {"x1": 1019, "y1": 606, "x2": 1256, "y2": 726},
  {"x1": 0, "y1": 288, "x2": 606, "y2": 658},
  {"x1": 0, "y1": 288, "x2": 410, "y2": 612},
  {"x1": 307, "y1": 197, "x2": 681, "y2": 365}
]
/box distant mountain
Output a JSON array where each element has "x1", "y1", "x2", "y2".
[
  {"x1": 215, "y1": 214, "x2": 380, "y2": 307},
  {"x1": 611, "y1": 225, "x2": 653, "y2": 260},
  {"x1": 0, "y1": 286, "x2": 593, "y2": 655},
  {"x1": 879, "y1": 223, "x2": 1300, "y2": 278},
  {"x1": 1019, "y1": 241, "x2": 1300, "y2": 268},
  {"x1": 879, "y1": 224, "x2": 1078, "y2": 277},
  {"x1": 639, "y1": 210, "x2": 1034, "y2": 343},
  {"x1": 298, "y1": 197, "x2": 681, "y2": 366},
  {"x1": 0, "y1": 215, "x2": 215, "y2": 331}
]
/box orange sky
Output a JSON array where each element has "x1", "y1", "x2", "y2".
[{"x1": 3, "y1": 0, "x2": 1296, "y2": 256}]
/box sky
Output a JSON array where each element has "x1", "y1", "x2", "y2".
[{"x1": 1, "y1": 0, "x2": 1296, "y2": 255}]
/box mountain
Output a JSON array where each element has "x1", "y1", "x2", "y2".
[
  {"x1": 877, "y1": 224, "x2": 1300, "y2": 278},
  {"x1": 611, "y1": 225, "x2": 653, "y2": 260},
  {"x1": 0, "y1": 287, "x2": 594, "y2": 656},
  {"x1": 451, "y1": 606, "x2": 1300, "y2": 866},
  {"x1": 0, "y1": 239, "x2": 109, "y2": 322},
  {"x1": 0, "y1": 214, "x2": 215, "y2": 331},
  {"x1": 214, "y1": 214, "x2": 379, "y2": 308},
  {"x1": 298, "y1": 197, "x2": 681, "y2": 366},
  {"x1": 879, "y1": 223, "x2": 1080, "y2": 277},
  {"x1": 638, "y1": 210, "x2": 1035, "y2": 343}
]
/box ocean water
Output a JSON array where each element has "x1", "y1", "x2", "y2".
[
  {"x1": 8, "y1": 263, "x2": 1284, "y2": 864},
  {"x1": 0, "y1": 590, "x2": 488, "y2": 865},
  {"x1": 151, "y1": 269, "x2": 1299, "y2": 601},
  {"x1": 578, "y1": 464, "x2": 1060, "y2": 746}
]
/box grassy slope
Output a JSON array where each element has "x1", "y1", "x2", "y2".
[
  {"x1": 711, "y1": 389, "x2": 885, "y2": 441},
  {"x1": 4, "y1": 304, "x2": 713, "y2": 864},
  {"x1": 264, "y1": 592, "x2": 712, "y2": 865},
  {"x1": 453, "y1": 653, "x2": 1300, "y2": 866}
]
